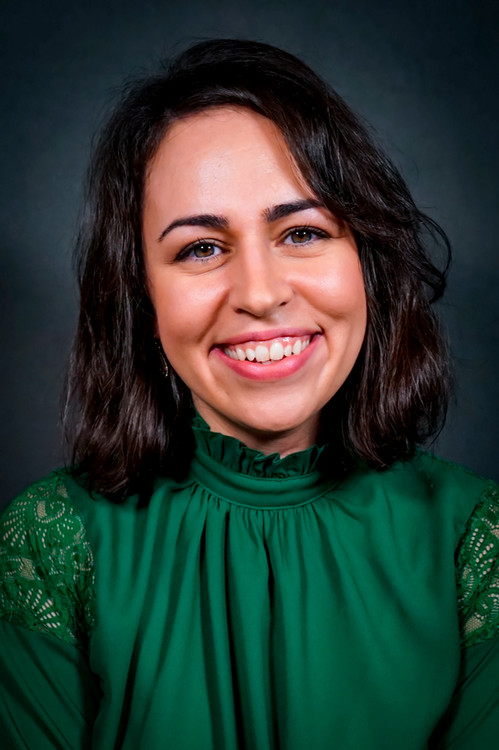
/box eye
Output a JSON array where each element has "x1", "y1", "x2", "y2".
[
  {"x1": 177, "y1": 240, "x2": 224, "y2": 262},
  {"x1": 283, "y1": 226, "x2": 329, "y2": 245}
]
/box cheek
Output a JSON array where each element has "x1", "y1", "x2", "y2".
[
  {"x1": 313, "y1": 258, "x2": 367, "y2": 322},
  {"x1": 154, "y1": 295, "x2": 192, "y2": 344},
  {"x1": 152, "y1": 277, "x2": 224, "y2": 352}
]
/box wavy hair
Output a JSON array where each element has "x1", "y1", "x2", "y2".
[{"x1": 65, "y1": 38, "x2": 451, "y2": 498}]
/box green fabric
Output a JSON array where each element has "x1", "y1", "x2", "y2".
[
  {"x1": 1, "y1": 422, "x2": 499, "y2": 749},
  {"x1": 0, "y1": 476, "x2": 95, "y2": 650},
  {"x1": 0, "y1": 622, "x2": 99, "y2": 750},
  {"x1": 430, "y1": 635, "x2": 499, "y2": 748},
  {"x1": 456, "y1": 485, "x2": 499, "y2": 647}
]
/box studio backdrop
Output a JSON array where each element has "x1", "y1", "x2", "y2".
[{"x1": 1, "y1": 0, "x2": 497, "y2": 509}]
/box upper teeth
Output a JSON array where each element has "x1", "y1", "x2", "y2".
[{"x1": 223, "y1": 336, "x2": 311, "y2": 363}]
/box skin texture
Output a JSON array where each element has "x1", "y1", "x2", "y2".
[{"x1": 143, "y1": 108, "x2": 367, "y2": 456}]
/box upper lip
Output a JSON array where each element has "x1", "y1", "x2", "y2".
[{"x1": 217, "y1": 328, "x2": 321, "y2": 347}]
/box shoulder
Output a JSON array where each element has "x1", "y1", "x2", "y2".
[
  {"x1": 384, "y1": 451, "x2": 493, "y2": 526},
  {"x1": 408, "y1": 454, "x2": 499, "y2": 649},
  {"x1": 346, "y1": 451, "x2": 491, "y2": 527},
  {"x1": 402, "y1": 451, "x2": 491, "y2": 499},
  {"x1": 0, "y1": 470, "x2": 93, "y2": 565},
  {"x1": 346, "y1": 453, "x2": 499, "y2": 648},
  {"x1": 0, "y1": 470, "x2": 95, "y2": 651}
]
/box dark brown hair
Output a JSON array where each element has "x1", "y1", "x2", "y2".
[{"x1": 66, "y1": 38, "x2": 451, "y2": 498}]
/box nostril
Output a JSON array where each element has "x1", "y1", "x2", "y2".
[{"x1": 230, "y1": 271, "x2": 293, "y2": 317}]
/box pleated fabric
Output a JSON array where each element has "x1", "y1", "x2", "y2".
[{"x1": 1, "y1": 417, "x2": 498, "y2": 749}]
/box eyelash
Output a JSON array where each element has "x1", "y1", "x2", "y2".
[
  {"x1": 175, "y1": 240, "x2": 224, "y2": 262},
  {"x1": 283, "y1": 225, "x2": 330, "y2": 245},
  {"x1": 175, "y1": 225, "x2": 330, "y2": 262}
]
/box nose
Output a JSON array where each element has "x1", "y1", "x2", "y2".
[{"x1": 228, "y1": 241, "x2": 293, "y2": 318}]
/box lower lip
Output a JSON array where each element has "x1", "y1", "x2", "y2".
[{"x1": 213, "y1": 334, "x2": 321, "y2": 381}]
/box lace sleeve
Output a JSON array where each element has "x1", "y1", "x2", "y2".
[
  {"x1": 0, "y1": 472, "x2": 95, "y2": 652},
  {"x1": 456, "y1": 482, "x2": 499, "y2": 647}
]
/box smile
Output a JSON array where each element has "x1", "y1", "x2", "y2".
[
  {"x1": 214, "y1": 332, "x2": 320, "y2": 382},
  {"x1": 223, "y1": 336, "x2": 311, "y2": 363}
]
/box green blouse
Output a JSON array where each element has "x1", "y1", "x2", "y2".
[{"x1": 1, "y1": 419, "x2": 499, "y2": 749}]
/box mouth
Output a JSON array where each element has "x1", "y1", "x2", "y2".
[
  {"x1": 213, "y1": 332, "x2": 321, "y2": 381},
  {"x1": 222, "y1": 335, "x2": 312, "y2": 364}
]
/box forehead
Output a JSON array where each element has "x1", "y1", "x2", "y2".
[
  {"x1": 158, "y1": 106, "x2": 289, "y2": 156},
  {"x1": 144, "y1": 107, "x2": 312, "y2": 212}
]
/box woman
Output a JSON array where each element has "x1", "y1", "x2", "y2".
[{"x1": 0, "y1": 39, "x2": 498, "y2": 749}]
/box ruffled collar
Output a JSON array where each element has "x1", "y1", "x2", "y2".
[{"x1": 189, "y1": 414, "x2": 335, "y2": 508}]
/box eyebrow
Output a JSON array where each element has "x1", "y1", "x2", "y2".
[
  {"x1": 263, "y1": 198, "x2": 324, "y2": 223},
  {"x1": 157, "y1": 198, "x2": 325, "y2": 242}
]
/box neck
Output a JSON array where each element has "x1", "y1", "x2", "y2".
[{"x1": 194, "y1": 405, "x2": 320, "y2": 457}]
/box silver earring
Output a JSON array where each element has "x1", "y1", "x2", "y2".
[{"x1": 154, "y1": 339, "x2": 169, "y2": 378}]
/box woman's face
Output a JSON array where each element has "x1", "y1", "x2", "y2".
[{"x1": 143, "y1": 108, "x2": 367, "y2": 455}]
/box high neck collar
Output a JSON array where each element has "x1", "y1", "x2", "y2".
[{"x1": 189, "y1": 415, "x2": 336, "y2": 509}]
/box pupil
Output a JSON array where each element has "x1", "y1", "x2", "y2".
[
  {"x1": 196, "y1": 244, "x2": 213, "y2": 256},
  {"x1": 295, "y1": 229, "x2": 310, "y2": 242}
]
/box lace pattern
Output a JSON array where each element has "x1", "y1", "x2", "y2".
[
  {"x1": 0, "y1": 473, "x2": 95, "y2": 651},
  {"x1": 2, "y1": 469, "x2": 497, "y2": 652},
  {"x1": 456, "y1": 482, "x2": 499, "y2": 647}
]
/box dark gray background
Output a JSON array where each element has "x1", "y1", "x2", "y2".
[{"x1": 1, "y1": 0, "x2": 497, "y2": 509}]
